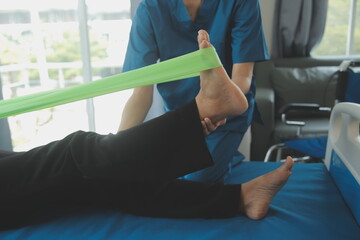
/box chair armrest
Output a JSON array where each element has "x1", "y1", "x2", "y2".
[
  {"x1": 255, "y1": 88, "x2": 275, "y2": 130},
  {"x1": 251, "y1": 88, "x2": 275, "y2": 161},
  {"x1": 279, "y1": 103, "x2": 332, "y2": 127}
]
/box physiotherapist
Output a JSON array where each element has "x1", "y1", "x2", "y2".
[{"x1": 119, "y1": 0, "x2": 269, "y2": 183}]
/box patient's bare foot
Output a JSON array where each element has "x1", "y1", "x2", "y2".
[
  {"x1": 240, "y1": 157, "x2": 294, "y2": 220},
  {"x1": 195, "y1": 30, "x2": 248, "y2": 123}
]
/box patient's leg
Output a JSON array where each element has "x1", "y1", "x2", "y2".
[
  {"x1": 0, "y1": 30, "x2": 291, "y2": 224},
  {"x1": 195, "y1": 30, "x2": 248, "y2": 123},
  {"x1": 0, "y1": 31, "x2": 250, "y2": 205},
  {"x1": 195, "y1": 30, "x2": 294, "y2": 220},
  {"x1": 86, "y1": 179, "x2": 241, "y2": 219},
  {"x1": 110, "y1": 157, "x2": 293, "y2": 220},
  {"x1": 73, "y1": 159, "x2": 293, "y2": 220}
]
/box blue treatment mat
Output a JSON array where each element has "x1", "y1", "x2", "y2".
[{"x1": 0, "y1": 162, "x2": 359, "y2": 240}]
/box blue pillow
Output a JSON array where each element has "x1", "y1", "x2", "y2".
[
  {"x1": 284, "y1": 137, "x2": 327, "y2": 159},
  {"x1": 345, "y1": 71, "x2": 360, "y2": 104}
]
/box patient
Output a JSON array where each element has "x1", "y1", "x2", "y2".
[{"x1": 0, "y1": 31, "x2": 293, "y2": 229}]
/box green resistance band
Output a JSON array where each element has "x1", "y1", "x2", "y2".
[{"x1": 0, "y1": 47, "x2": 221, "y2": 119}]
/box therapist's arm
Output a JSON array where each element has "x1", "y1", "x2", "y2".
[
  {"x1": 231, "y1": 62, "x2": 254, "y2": 95},
  {"x1": 118, "y1": 85, "x2": 154, "y2": 131}
]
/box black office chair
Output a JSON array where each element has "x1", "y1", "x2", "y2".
[{"x1": 264, "y1": 60, "x2": 360, "y2": 162}]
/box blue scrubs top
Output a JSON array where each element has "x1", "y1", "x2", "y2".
[{"x1": 123, "y1": 0, "x2": 269, "y2": 183}]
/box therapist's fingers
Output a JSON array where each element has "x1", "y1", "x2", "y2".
[
  {"x1": 201, "y1": 118, "x2": 217, "y2": 135},
  {"x1": 198, "y1": 30, "x2": 211, "y2": 45},
  {"x1": 204, "y1": 118, "x2": 217, "y2": 133},
  {"x1": 201, "y1": 120, "x2": 211, "y2": 135},
  {"x1": 204, "y1": 30, "x2": 210, "y2": 41},
  {"x1": 198, "y1": 29, "x2": 210, "y2": 41},
  {"x1": 201, "y1": 118, "x2": 227, "y2": 136},
  {"x1": 215, "y1": 118, "x2": 227, "y2": 127}
]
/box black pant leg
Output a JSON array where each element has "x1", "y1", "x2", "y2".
[
  {"x1": 69, "y1": 100, "x2": 213, "y2": 182},
  {"x1": 0, "y1": 134, "x2": 84, "y2": 203},
  {"x1": 94, "y1": 179, "x2": 241, "y2": 219},
  {"x1": 42, "y1": 178, "x2": 240, "y2": 219},
  {"x1": 0, "y1": 150, "x2": 16, "y2": 158},
  {"x1": 0, "y1": 100, "x2": 212, "y2": 203},
  {"x1": 0, "y1": 140, "x2": 85, "y2": 229},
  {"x1": 0, "y1": 178, "x2": 240, "y2": 230},
  {"x1": 0, "y1": 100, "x2": 223, "y2": 228}
]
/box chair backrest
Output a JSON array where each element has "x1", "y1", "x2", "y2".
[
  {"x1": 254, "y1": 58, "x2": 360, "y2": 115},
  {"x1": 255, "y1": 58, "x2": 340, "y2": 115}
]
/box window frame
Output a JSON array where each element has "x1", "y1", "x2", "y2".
[
  {"x1": 346, "y1": 0, "x2": 358, "y2": 56},
  {"x1": 0, "y1": 0, "x2": 131, "y2": 150}
]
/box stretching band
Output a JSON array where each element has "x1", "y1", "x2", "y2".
[{"x1": 0, "y1": 47, "x2": 221, "y2": 118}]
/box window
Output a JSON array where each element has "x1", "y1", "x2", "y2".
[
  {"x1": 0, "y1": 0, "x2": 132, "y2": 150},
  {"x1": 312, "y1": 0, "x2": 359, "y2": 57}
]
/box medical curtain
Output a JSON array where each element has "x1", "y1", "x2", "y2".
[
  {"x1": 0, "y1": 78, "x2": 12, "y2": 151},
  {"x1": 271, "y1": 0, "x2": 328, "y2": 58}
]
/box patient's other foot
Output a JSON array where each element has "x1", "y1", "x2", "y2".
[
  {"x1": 195, "y1": 30, "x2": 248, "y2": 123},
  {"x1": 240, "y1": 157, "x2": 294, "y2": 220}
]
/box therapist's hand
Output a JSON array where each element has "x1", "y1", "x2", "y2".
[{"x1": 201, "y1": 118, "x2": 227, "y2": 135}]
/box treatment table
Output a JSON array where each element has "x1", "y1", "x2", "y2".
[{"x1": 0, "y1": 157, "x2": 359, "y2": 239}]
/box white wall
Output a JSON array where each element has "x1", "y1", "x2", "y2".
[
  {"x1": 239, "y1": 0, "x2": 276, "y2": 160},
  {"x1": 259, "y1": 0, "x2": 276, "y2": 54}
]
